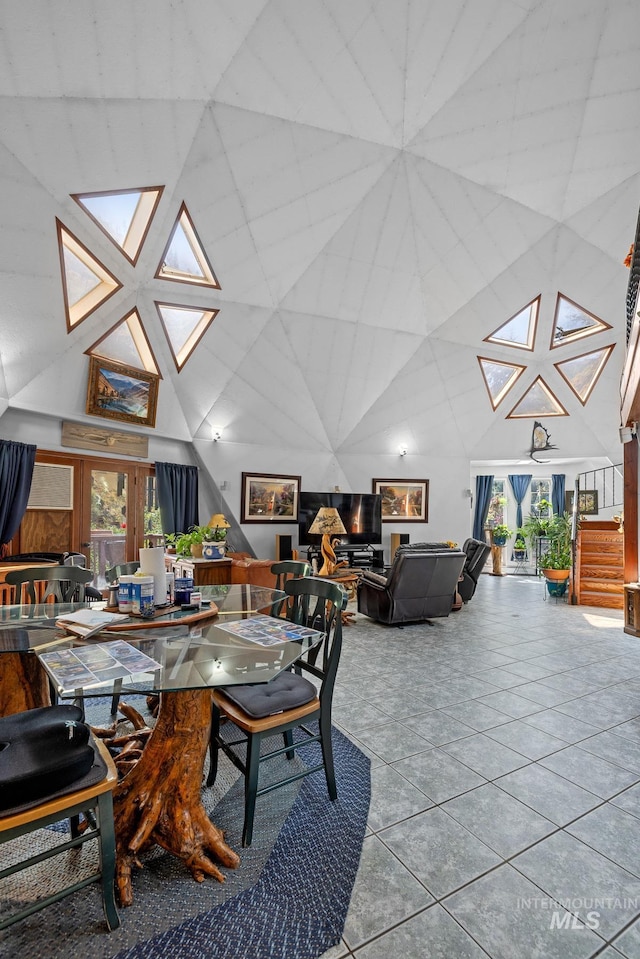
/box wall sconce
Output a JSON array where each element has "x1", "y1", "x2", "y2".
[
  {"x1": 212, "y1": 428, "x2": 222, "y2": 442},
  {"x1": 619, "y1": 423, "x2": 637, "y2": 444},
  {"x1": 399, "y1": 445, "x2": 408, "y2": 456}
]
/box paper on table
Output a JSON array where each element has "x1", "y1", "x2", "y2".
[{"x1": 38, "y1": 639, "x2": 162, "y2": 695}]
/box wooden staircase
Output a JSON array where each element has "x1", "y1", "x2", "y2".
[{"x1": 574, "y1": 520, "x2": 624, "y2": 610}]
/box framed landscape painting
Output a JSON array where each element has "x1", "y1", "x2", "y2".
[
  {"x1": 373, "y1": 478, "x2": 429, "y2": 523},
  {"x1": 86, "y1": 356, "x2": 159, "y2": 428},
  {"x1": 241, "y1": 472, "x2": 300, "y2": 523}
]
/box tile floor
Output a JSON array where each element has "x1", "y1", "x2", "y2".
[{"x1": 321, "y1": 572, "x2": 640, "y2": 959}]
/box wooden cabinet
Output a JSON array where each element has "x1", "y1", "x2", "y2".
[
  {"x1": 168, "y1": 556, "x2": 232, "y2": 587},
  {"x1": 624, "y1": 584, "x2": 640, "y2": 636}
]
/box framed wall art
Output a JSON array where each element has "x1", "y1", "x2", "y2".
[
  {"x1": 241, "y1": 472, "x2": 301, "y2": 523},
  {"x1": 565, "y1": 489, "x2": 599, "y2": 515},
  {"x1": 372, "y1": 478, "x2": 429, "y2": 523},
  {"x1": 86, "y1": 356, "x2": 159, "y2": 428}
]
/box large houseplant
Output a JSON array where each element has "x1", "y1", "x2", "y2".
[{"x1": 539, "y1": 511, "x2": 573, "y2": 596}]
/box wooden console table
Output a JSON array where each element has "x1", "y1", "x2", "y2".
[{"x1": 166, "y1": 556, "x2": 232, "y2": 586}]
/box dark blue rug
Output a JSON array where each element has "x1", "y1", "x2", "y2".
[{"x1": 1, "y1": 726, "x2": 370, "y2": 959}]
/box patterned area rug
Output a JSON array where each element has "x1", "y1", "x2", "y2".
[{"x1": 0, "y1": 714, "x2": 370, "y2": 959}]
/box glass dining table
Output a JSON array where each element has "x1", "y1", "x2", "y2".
[{"x1": 0, "y1": 584, "x2": 320, "y2": 907}]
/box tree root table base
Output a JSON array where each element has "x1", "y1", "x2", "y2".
[{"x1": 105, "y1": 690, "x2": 240, "y2": 907}]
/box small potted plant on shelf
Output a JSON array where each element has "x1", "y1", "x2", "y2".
[
  {"x1": 202, "y1": 514, "x2": 231, "y2": 560},
  {"x1": 164, "y1": 533, "x2": 179, "y2": 554},
  {"x1": 490, "y1": 524, "x2": 513, "y2": 546},
  {"x1": 513, "y1": 531, "x2": 527, "y2": 560}
]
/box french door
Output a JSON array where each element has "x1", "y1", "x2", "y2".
[
  {"x1": 81, "y1": 457, "x2": 161, "y2": 586},
  {"x1": 24, "y1": 450, "x2": 160, "y2": 588}
]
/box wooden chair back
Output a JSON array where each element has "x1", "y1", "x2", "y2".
[
  {"x1": 105, "y1": 561, "x2": 140, "y2": 584},
  {"x1": 5, "y1": 566, "x2": 95, "y2": 605}
]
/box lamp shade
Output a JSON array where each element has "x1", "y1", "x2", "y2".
[
  {"x1": 308, "y1": 506, "x2": 346, "y2": 537},
  {"x1": 208, "y1": 513, "x2": 231, "y2": 529}
]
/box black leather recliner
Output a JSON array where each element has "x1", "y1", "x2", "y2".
[
  {"x1": 357, "y1": 549, "x2": 466, "y2": 625},
  {"x1": 458, "y1": 537, "x2": 491, "y2": 603}
]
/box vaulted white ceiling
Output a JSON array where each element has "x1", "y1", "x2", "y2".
[{"x1": 0, "y1": 0, "x2": 638, "y2": 463}]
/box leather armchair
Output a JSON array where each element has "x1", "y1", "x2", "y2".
[
  {"x1": 459, "y1": 537, "x2": 491, "y2": 602},
  {"x1": 226, "y1": 552, "x2": 277, "y2": 589},
  {"x1": 357, "y1": 549, "x2": 466, "y2": 625}
]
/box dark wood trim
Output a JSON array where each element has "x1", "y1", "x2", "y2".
[{"x1": 624, "y1": 439, "x2": 638, "y2": 583}]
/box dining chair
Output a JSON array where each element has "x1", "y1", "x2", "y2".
[
  {"x1": 105, "y1": 561, "x2": 140, "y2": 585},
  {"x1": 0, "y1": 729, "x2": 120, "y2": 931},
  {"x1": 5, "y1": 565, "x2": 96, "y2": 605},
  {"x1": 208, "y1": 576, "x2": 344, "y2": 847},
  {"x1": 270, "y1": 559, "x2": 311, "y2": 616}
]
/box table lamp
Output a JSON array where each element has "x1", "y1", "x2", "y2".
[
  {"x1": 309, "y1": 506, "x2": 347, "y2": 576},
  {"x1": 208, "y1": 513, "x2": 231, "y2": 541}
]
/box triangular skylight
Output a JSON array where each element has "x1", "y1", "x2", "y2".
[
  {"x1": 477, "y1": 357, "x2": 527, "y2": 410},
  {"x1": 155, "y1": 203, "x2": 220, "y2": 288},
  {"x1": 506, "y1": 376, "x2": 568, "y2": 418},
  {"x1": 72, "y1": 186, "x2": 164, "y2": 266},
  {"x1": 56, "y1": 219, "x2": 123, "y2": 331},
  {"x1": 550, "y1": 294, "x2": 612, "y2": 349},
  {"x1": 155, "y1": 302, "x2": 219, "y2": 371},
  {"x1": 484, "y1": 296, "x2": 539, "y2": 351},
  {"x1": 554, "y1": 344, "x2": 615, "y2": 405},
  {"x1": 85, "y1": 308, "x2": 161, "y2": 377}
]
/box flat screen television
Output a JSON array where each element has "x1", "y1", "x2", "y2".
[{"x1": 298, "y1": 491, "x2": 382, "y2": 546}]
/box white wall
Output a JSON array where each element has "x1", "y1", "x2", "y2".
[
  {"x1": 4, "y1": 407, "x2": 621, "y2": 565},
  {"x1": 194, "y1": 438, "x2": 472, "y2": 562}
]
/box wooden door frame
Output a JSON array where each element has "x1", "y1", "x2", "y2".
[{"x1": 11, "y1": 450, "x2": 155, "y2": 563}]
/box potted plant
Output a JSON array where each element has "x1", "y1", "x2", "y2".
[
  {"x1": 513, "y1": 531, "x2": 527, "y2": 560},
  {"x1": 164, "y1": 532, "x2": 179, "y2": 554},
  {"x1": 175, "y1": 526, "x2": 209, "y2": 558},
  {"x1": 490, "y1": 523, "x2": 513, "y2": 547},
  {"x1": 539, "y1": 511, "x2": 573, "y2": 596}
]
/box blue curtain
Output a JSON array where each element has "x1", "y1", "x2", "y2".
[
  {"x1": 155, "y1": 462, "x2": 199, "y2": 535},
  {"x1": 472, "y1": 475, "x2": 494, "y2": 540},
  {"x1": 0, "y1": 439, "x2": 37, "y2": 554},
  {"x1": 508, "y1": 474, "x2": 532, "y2": 530},
  {"x1": 552, "y1": 474, "x2": 566, "y2": 516}
]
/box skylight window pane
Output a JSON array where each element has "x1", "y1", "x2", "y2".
[
  {"x1": 551, "y1": 294, "x2": 611, "y2": 348},
  {"x1": 485, "y1": 296, "x2": 539, "y2": 351},
  {"x1": 63, "y1": 247, "x2": 101, "y2": 303},
  {"x1": 478, "y1": 357, "x2": 526, "y2": 410},
  {"x1": 86, "y1": 309, "x2": 160, "y2": 376},
  {"x1": 163, "y1": 223, "x2": 202, "y2": 277},
  {"x1": 72, "y1": 186, "x2": 164, "y2": 266},
  {"x1": 155, "y1": 302, "x2": 218, "y2": 371},
  {"x1": 507, "y1": 377, "x2": 567, "y2": 418},
  {"x1": 82, "y1": 193, "x2": 140, "y2": 246},
  {"x1": 554, "y1": 345, "x2": 614, "y2": 405},
  {"x1": 56, "y1": 219, "x2": 122, "y2": 330},
  {"x1": 155, "y1": 203, "x2": 220, "y2": 288}
]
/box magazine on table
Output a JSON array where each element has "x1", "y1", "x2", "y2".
[
  {"x1": 55, "y1": 608, "x2": 131, "y2": 639},
  {"x1": 215, "y1": 614, "x2": 324, "y2": 647},
  {"x1": 37, "y1": 639, "x2": 162, "y2": 695}
]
